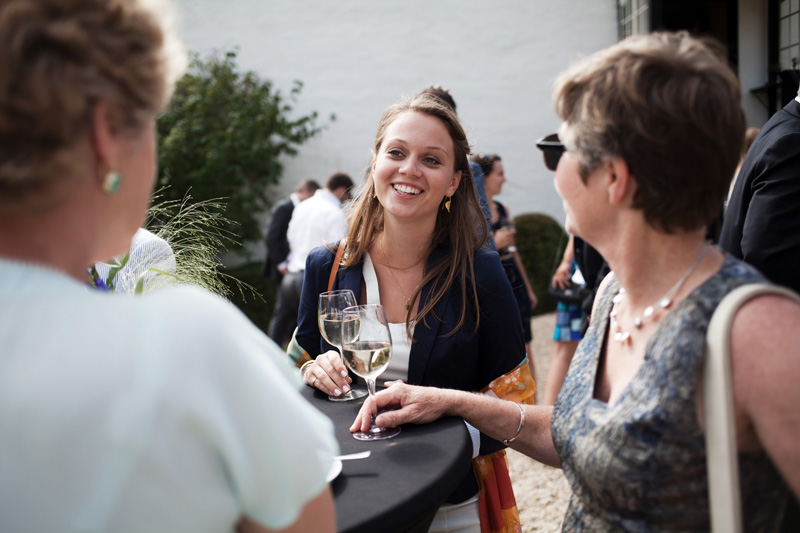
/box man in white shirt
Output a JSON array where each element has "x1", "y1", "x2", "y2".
[{"x1": 268, "y1": 172, "x2": 353, "y2": 347}]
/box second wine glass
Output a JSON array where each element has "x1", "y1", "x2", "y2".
[
  {"x1": 318, "y1": 290, "x2": 367, "y2": 401},
  {"x1": 342, "y1": 304, "x2": 401, "y2": 440}
]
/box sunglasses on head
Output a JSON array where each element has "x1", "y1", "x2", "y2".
[{"x1": 535, "y1": 133, "x2": 566, "y2": 171}]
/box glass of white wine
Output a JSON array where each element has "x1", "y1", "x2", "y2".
[
  {"x1": 342, "y1": 304, "x2": 401, "y2": 441},
  {"x1": 318, "y1": 290, "x2": 367, "y2": 402}
]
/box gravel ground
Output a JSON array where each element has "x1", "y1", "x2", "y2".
[{"x1": 507, "y1": 312, "x2": 572, "y2": 532}]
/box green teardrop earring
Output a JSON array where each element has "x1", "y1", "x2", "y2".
[{"x1": 103, "y1": 171, "x2": 122, "y2": 195}]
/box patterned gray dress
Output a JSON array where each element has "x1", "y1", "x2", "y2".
[{"x1": 551, "y1": 255, "x2": 791, "y2": 531}]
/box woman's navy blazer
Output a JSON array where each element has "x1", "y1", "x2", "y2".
[{"x1": 296, "y1": 243, "x2": 527, "y2": 502}]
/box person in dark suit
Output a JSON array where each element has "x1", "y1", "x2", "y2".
[
  {"x1": 262, "y1": 179, "x2": 319, "y2": 281},
  {"x1": 720, "y1": 89, "x2": 800, "y2": 294}
]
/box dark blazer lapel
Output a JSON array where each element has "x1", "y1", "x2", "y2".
[
  {"x1": 407, "y1": 248, "x2": 450, "y2": 385},
  {"x1": 336, "y1": 263, "x2": 363, "y2": 305}
]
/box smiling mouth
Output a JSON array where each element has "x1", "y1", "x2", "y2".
[{"x1": 393, "y1": 184, "x2": 421, "y2": 195}]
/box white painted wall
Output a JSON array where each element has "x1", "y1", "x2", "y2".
[{"x1": 173, "y1": 0, "x2": 617, "y2": 260}]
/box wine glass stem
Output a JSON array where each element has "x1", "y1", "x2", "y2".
[
  {"x1": 367, "y1": 378, "x2": 378, "y2": 430},
  {"x1": 336, "y1": 345, "x2": 344, "y2": 367}
]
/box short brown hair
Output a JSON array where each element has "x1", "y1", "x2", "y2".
[
  {"x1": 553, "y1": 31, "x2": 744, "y2": 233},
  {"x1": 294, "y1": 179, "x2": 320, "y2": 194},
  {"x1": 0, "y1": 0, "x2": 184, "y2": 211},
  {"x1": 325, "y1": 172, "x2": 354, "y2": 192}
]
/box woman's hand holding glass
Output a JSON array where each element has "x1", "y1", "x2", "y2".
[
  {"x1": 314, "y1": 290, "x2": 367, "y2": 401},
  {"x1": 494, "y1": 225, "x2": 515, "y2": 250}
]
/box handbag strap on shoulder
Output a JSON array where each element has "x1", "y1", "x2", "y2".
[
  {"x1": 327, "y1": 240, "x2": 347, "y2": 292},
  {"x1": 704, "y1": 283, "x2": 800, "y2": 532}
]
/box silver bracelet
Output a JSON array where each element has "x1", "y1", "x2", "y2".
[{"x1": 502, "y1": 402, "x2": 526, "y2": 445}]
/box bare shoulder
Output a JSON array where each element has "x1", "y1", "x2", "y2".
[
  {"x1": 729, "y1": 293, "x2": 800, "y2": 421},
  {"x1": 729, "y1": 291, "x2": 800, "y2": 490},
  {"x1": 731, "y1": 292, "x2": 800, "y2": 356}
]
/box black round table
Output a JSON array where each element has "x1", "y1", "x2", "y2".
[{"x1": 300, "y1": 386, "x2": 473, "y2": 533}]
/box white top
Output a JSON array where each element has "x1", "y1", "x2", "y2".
[
  {"x1": 362, "y1": 252, "x2": 411, "y2": 383},
  {"x1": 0, "y1": 259, "x2": 339, "y2": 533},
  {"x1": 362, "y1": 253, "x2": 480, "y2": 458},
  {"x1": 94, "y1": 228, "x2": 177, "y2": 295},
  {"x1": 286, "y1": 189, "x2": 348, "y2": 273}
]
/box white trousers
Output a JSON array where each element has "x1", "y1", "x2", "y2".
[{"x1": 428, "y1": 495, "x2": 481, "y2": 533}]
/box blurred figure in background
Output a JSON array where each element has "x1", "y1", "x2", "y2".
[
  {"x1": 418, "y1": 85, "x2": 495, "y2": 250},
  {"x1": 268, "y1": 172, "x2": 352, "y2": 348},
  {"x1": 262, "y1": 179, "x2": 320, "y2": 282},
  {"x1": 472, "y1": 153, "x2": 538, "y2": 381},
  {"x1": 93, "y1": 227, "x2": 176, "y2": 294},
  {"x1": 720, "y1": 88, "x2": 800, "y2": 294},
  {"x1": 543, "y1": 232, "x2": 583, "y2": 405}
]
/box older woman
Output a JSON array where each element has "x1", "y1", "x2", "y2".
[
  {"x1": 0, "y1": 1, "x2": 336, "y2": 532},
  {"x1": 353, "y1": 32, "x2": 800, "y2": 531}
]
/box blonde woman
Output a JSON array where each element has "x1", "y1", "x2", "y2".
[{"x1": 0, "y1": 1, "x2": 336, "y2": 531}]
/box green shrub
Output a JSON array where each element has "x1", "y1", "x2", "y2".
[
  {"x1": 156, "y1": 50, "x2": 323, "y2": 258},
  {"x1": 513, "y1": 213, "x2": 567, "y2": 316},
  {"x1": 221, "y1": 262, "x2": 277, "y2": 335}
]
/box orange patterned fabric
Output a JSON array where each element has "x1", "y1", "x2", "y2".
[{"x1": 472, "y1": 357, "x2": 535, "y2": 533}]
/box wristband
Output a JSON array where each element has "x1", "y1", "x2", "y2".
[{"x1": 502, "y1": 402, "x2": 525, "y2": 445}]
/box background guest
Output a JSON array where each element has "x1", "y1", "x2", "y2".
[
  {"x1": 418, "y1": 85, "x2": 496, "y2": 250},
  {"x1": 268, "y1": 172, "x2": 352, "y2": 348},
  {"x1": 262, "y1": 179, "x2": 320, "y2": 281},
  {"x1": 93, "y1": 227, "x2": 176, "y2": 294},
  {"x1": 472, "y1": 152, "x2": 538, "y2": 382},
  {"x1": 542, "y1": 232, "x2": 583, "y2": 406},
  {"x1": 720, "y1": 89, "x2": 800, "y2": 294},
  {"x1": 0, "y1": 1, "x2": 337, "y2": 531}
]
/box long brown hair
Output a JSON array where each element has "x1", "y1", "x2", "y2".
[{"x1": 342, "y1": 93, "x2": 487, "y2": 337}]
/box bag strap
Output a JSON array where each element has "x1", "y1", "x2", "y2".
[
  {"x1": 704, "y1": 283, "x2": 800, "y2": 532},
  {"x1": 550, "y1": 231, "x2": 568, "y2": 279},
  {"x1": 327, "y1": 240, "x2": 346, "y2": 292}
]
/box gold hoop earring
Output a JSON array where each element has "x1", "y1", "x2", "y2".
[
  {"x1": 442, "y1": 196, "x2": 452, "y2": 212},
  {"x1": 103, "y1": 171, "x2": 122, "y2": 196}
]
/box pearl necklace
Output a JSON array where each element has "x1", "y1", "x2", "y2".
[{"x1": 610, "y1": 244, "x2": 710, "y2": 344}]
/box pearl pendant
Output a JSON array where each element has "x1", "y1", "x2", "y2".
[{"x1": 614, "y1": 330, "x2": 630, "y2": 343}]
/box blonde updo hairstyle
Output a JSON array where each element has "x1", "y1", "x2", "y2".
[
  {"x1": 343, "y1": 93, "x2": 487, "y2": 337},
  {"x1": 0, "y1": 0, "x2": 184, "y2": 212}
]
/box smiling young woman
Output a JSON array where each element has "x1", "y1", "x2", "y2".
[{"x1": 294, "y1": 93, "x2": 535, "y2": 533}]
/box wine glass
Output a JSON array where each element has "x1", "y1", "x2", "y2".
[
  {"x1": 342, "y1": 304, "x2": 401, "y2": 441},
  {"x1": 318, "y1": 290, "x2": 368, "y2": 402}
]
